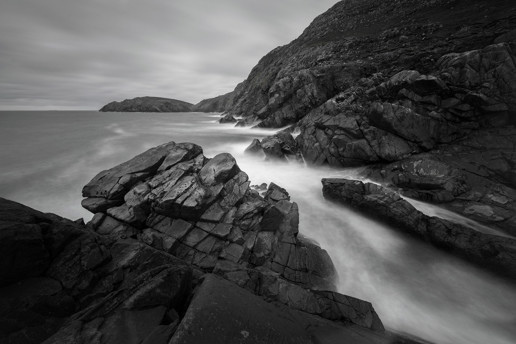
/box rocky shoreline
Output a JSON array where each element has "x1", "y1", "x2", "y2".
[
  {"x1": 198, "y1": 0, "x2": 516, "y2": 281},
  {"x1": 0, "y1": 142, "x2": 436, "y2": 344}
]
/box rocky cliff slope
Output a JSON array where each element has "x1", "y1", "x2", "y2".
[
  {"x1": 100, "y1": 96, "x2": 194, "y2": 112},
  {"x1": 1, "y1": 142, "x2": 432, "y2": 344},
  {"x1": 197, "y1": 0, "x2": 516, "y2": 272}
]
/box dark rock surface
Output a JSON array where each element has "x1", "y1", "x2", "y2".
[
  {"x1": 100, "y1": 96, "x2": 194, "y2": 112},
  {"x1": 1, "y1": 140, "x2": 449, "y2": 343},
  {"x1": 218, "y1": 113, "x2": 237, "y2": 123},
  {"x1": 199, "y1": 0, "x2": 516, "y2": 130},
  {"x1": 81, "y1": 141, "x2": 338, "y2": 292},
  {"x1": 322, "y1": 178, "x2": 516, "y2": 279},
  {"x1": 195, "y1": 0, "x2": 516, "y2": 265}
]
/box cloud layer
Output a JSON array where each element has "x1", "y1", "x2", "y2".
[{"x1": 0, "y1": 0, "x2": 339, "y2": 110}]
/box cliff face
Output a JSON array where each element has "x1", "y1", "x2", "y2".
[
  {"x1": 100, "y1": 96, "x2": 194, "y2": 112},
  {"x1": 197, "y1": 0, "x2": 516, "y2": 239},
  {"x1": 210, "y1": 0, "x2": 516, "y2": 128},
  {"x1": 191, "y1": 82, "x2": 244, "y2": 112}
]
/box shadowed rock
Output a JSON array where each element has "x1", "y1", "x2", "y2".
[{"x1": 322, "y1": 178, "x2": 516, "y2": 279}]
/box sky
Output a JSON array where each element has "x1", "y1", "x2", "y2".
[{"x1": 0, "y1": 0, "x2": 340, "y2": 110}]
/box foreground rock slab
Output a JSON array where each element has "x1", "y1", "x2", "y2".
[{"x1": 322, "y1": 178, "x2": 516, "y2": 279}]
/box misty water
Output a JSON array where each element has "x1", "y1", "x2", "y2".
[{"x1": 1, "y1": 111, "x2": 515, "y2": 344}]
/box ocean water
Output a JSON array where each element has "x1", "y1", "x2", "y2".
[{"x1": 1, "y1": 110, "x2": 515, "y2": 344}]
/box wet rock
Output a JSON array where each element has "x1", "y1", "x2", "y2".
[
  {"x1": 261, "y1": 131, "x2": 300, "y2": 161},
  {"x1": 218, "y1": 114, "x2": 237, "y2": 123},
  {"x1": 81, "y1": 142, "x2": 338, "y2": 304},
  {"x1": 244, "y1": 138, "x2": 264, "y2": 156},
  {"x1": 264, "y1": 182, "x2": 290, "y2": 203},
  {"x1": 322, "y1": 178, "x2": 516, "y2": 278}
]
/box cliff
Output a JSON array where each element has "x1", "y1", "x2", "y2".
[
  {"x1": 100, "y1": 96, "x2": 194, "y2": 112},
  {"x1": 204, "y1": 0, "x2": 516, "y2": 127},
  {"x1": 197, "y1": 0, "x2": 516, "y2": 273}
]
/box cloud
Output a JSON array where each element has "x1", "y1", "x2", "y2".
[{"x1": 0, "y1": 0, "x2": 340, "y2": 110}]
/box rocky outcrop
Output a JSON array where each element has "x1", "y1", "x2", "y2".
[
  {"x1": 100, "y1": 97, "x2": 194, "y2": 112},
  {"x1": 81, "y1": 142, "x2": 338, "y2": 292},
  {"x1": 78, "y1": 142, "x2": 390, "y2": 330},
  {"x1": 322, "y1": 178, "x2": 516, "y2": 279},
  {"x1": 197, "y1": 0, "x2": 516, "y2": 245},
  {"x1": 245, "y1": 130, "x2": 302, "y2": 162},
  {"x1": 8, "y1": 140, "x2": 459, "y2": 343},
  {"x1": 218, "y1": 113, "x2": 237, "y2": 124},
  {"x1": 199, "y1": 0, "x2": 516, "y2": 129},
  {"x1": 0, "y1": 197, "x2": 196, "y2": 344}
]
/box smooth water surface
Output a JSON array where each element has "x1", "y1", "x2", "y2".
[{"x1": 1, "y1": 111, "x2": 515, "y2": 344}]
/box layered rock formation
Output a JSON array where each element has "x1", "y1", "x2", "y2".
[
  {"x1": 205, "y1": 0, "x2": 516, "y2": 127},
  {"x1": 194, "y1": 0, "x2": 516, "y2": 273},
  {"x1": 4, "y1": 142, "x2": 434, "y2": 344},
  {"x1": 100, "y1": 97, "x2": 194, "y2": 112},
  {"x1": 322, "y1": 179, "x2": 516, "y2": 279}
]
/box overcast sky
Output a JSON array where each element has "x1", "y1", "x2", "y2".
[{"x1": 0, "y1": 0, "x2": 339, "y2": 110}]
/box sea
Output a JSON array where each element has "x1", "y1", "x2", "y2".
[{"x1": 1, "y1": 110, "x2": 515, "y2": 344}]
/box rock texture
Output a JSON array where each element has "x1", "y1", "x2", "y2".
[
  {"x1": 0, "y1": 197, "x2": 195, "y2": 344},
  {"x1": 197, "y1": 0, "x2": 516, "y2": 269},
  {"x1": 3, "y1": 138, "x2": 453, "y2": 343},
  {"x1": 200, "y1": 0, "x2": 516, "y2": 128},
  {"x1": 100, "y1": 97, "x2": 194, "y2": 112},
  {"x1": 79, "y1": 142, "x2": 388, "y2": 338},
  {"x1": 322, "y1": 179, "x2": 516, "y2": 279}
]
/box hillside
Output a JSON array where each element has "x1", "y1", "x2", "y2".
[{"x1": 100, "y1": 96, "x2": 193, "y2": 112}]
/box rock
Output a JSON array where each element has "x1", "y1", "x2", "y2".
[
  {"x1": 0, "y1": 198, "x2": 52, "y2": 287},
  {"x1": 321, "y1": 178, "x2": 516, "y2": 278},
  {"x1": 170, "y1": 274, "x2": 384, "y2": 344},
  {"x1": 260, "y1": 131, "x2": 300, "y2": 161},
  {"x1": 244, "y1": 138, "x2": 264, "y2": 156},
  {"x1": 218, "y1": 113, "x2": 237, "y2": 123},
  {"x1": 264, "y1": 182, "x2": 290, "y2": 203},
  {"x1": 200, "y1": 0, "x2": 516, "y2": 236},
  {"x1": 99, "y1": 97, "x2": 194, "y2": 112},
  {"x1": 198, "y1": 153, "x2": 240, "y2": 186},
  {"x1": 81, "y1": 142, "x2": 340, "y2": 310},
  {"x1": 0, "y1": 196, "x2": 198, "y2": 344}
]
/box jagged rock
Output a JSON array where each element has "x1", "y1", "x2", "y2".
[
  {"x1": 260, "y1": 131, "x2": 301, "y2": 161},
  {"x1": 0, "y1": 197, "x2": 197, "y2": 344},
  {"x1": 244, "y1": 139, "x2": 264, "y2": 156},
  {"x1": 99, "y1": 97, "x2": 193, "y2": 112},
  {"x1": 199, "y1": 0, "x2": 516, "y2": 235},
  {"x1": 322, "y1": 178, "x2": 516, "y2": 278},
  {"x1": 264, "y1": 182, "x2": 290, "y2": 203},
  {"x1": 81, "y1": 141, "x2": 340, "y2": 307},
  {"x1": 218, "y1": 114, "x2": 237, "y2": 123}
]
